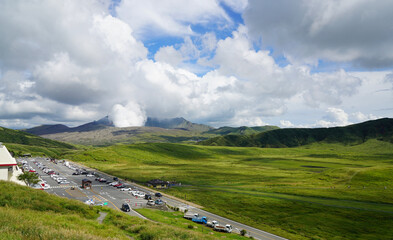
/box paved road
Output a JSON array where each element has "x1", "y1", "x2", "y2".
[{"x1": 21, "y1": 157, "x2": 287, "y2": 240}]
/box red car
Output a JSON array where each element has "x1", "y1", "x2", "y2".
[{"x1": 114, "y1": 183, "x2": 123, "y2": 187}]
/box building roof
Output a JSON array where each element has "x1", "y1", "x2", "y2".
[{"x1": 0, "y1": 143, "x2": 17, "y2": 166}]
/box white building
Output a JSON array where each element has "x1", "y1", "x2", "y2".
[{"x1": 0, "y1": 143, "x2": 25, "y2": 185}]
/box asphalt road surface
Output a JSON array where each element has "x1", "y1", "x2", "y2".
[{"x1": 21, "y1": 157, "x2": 287, "y2": 240}]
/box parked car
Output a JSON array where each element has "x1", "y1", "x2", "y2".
[
  {"x1": 98, "y1": 178, "x2": 107, "y2": 182},
  {"x1": 120, "y1": 187, "x2": 132, "y2": 191},
  {"x1": 155, "y1": 199, "x2": 164, "y2": 205},
  {"x1": 137, "y1": 192, "x2": 146, "y2": 198},
  {"x1": 113, "y1": 177, "x2": 118, "y2": 181},
  {"x1": 84, "y1": 199, "x2": 95, "y2": 205},
  {"x1": 109, "y1": 182, "x2": 119, "y2": 186},
  {"x1": 145, "y1": 194, "x2": 152, "y2": 200},
  {"x1": 147, "y1": 200, "x2": 155, "y2": 206},
  {"x1": 206, "y1": 220, "x2": 219, "y2": 228},
  {"x1": 72, "y1": 172, "x2": 79, "y2": 175},
  {"x1": 113, "y1": 183, "x2": 122, "y2": 187},
  {"x1": 155, "y1": 193, "x2": 162, "y2": 198},
  {"x1": 86, "y1": 173, "x2": 94, "y2": 177},
  {"x1": 121, "y1": 203, "x2": 130, "y2": 212},
  {"x1": 117, "y1": 184, "x2": 125, "y2": 189}
]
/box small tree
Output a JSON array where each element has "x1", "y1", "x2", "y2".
[
  {"x1": 18, "y1": 172, "x2": 40, "y2": 186},
  {"x1": 240, "y1": 229, "x2": 247, "y2": 236}
]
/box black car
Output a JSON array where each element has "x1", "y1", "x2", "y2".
[
  {"x1": 145, "y1": 194, "x2": 152, "y2": 200},
  {"x1": 113, "y1": 177, "x2": 118, "y2": 181},
  {"x1": 72, "y1": 172, "x2": 79, "y2": 175},
  {"x1": 121, "y1": 203, "x2": 130, "y2": 212},
  {"x1": 155, "y1": 193, "x2": 162, "y2": 198}
]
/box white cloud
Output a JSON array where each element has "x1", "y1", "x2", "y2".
[
  {"x1": 154, "y1": 46, "x2": 183, "y2": 67},
  {"x1": 220, "y1": 0, "x2": 248, "y2": 13},
  {"x1": 280, "y1": 120, "x2": 294, "y2": 128},
  {"x1": 244, "y1": 0, "x2": 393, "y2": 68},
  {"x1": 109, "y1": 102, "x2": 146, "y2": 127},
  {"x1": 116, "y1": 0, "x2": 231, "y2": 39},
  {"x1": 0, "y1": 0, "x2": 391, "y2": 129},
  {"x1": 351, "y1": 112, "x2": 378, "y2": 122}
]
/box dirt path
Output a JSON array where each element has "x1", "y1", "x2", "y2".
[{"x1": 96, "y1": 211, "x2": 108, "y2": 224}]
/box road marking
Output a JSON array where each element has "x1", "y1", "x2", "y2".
[{"x1": 89, "y1": 188, "x2": 120, "y2": 211}]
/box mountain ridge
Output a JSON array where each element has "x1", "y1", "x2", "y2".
[
  {"x1": 199, "y1": 118, "x2": 393, "y2": 147},
  {"x1": 24, "y1": 116, "x2": 212, "y2": 136}
]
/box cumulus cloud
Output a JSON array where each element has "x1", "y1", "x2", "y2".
[
  {"x1": 0, "y1": 0, "x2": 390, "y2": 129},
  {"x1": 280, "y1": 120, "x2": 295, "y2": 128},
  {"x1": 244, "y1": 0, "x2": 393, "y2": 68},
  {"x1": 116, "y1": 0, "x2": 231, "y2": 38},
  {"x1": 109, "y1": 102, "x2": 146, "y2": 127}
]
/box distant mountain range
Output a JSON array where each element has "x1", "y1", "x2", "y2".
[
  {"x1": 145, "y1": 117, "x2": 212, "y2": 132},
  {"x1": 25, "y1": 116, "x2": 212, "y2": 135},
  {"x1": 22, "y1": 116, "x2": 278, "y2": 146},
  {"x1": 199, "y1": 118, "x2": 393, "y2": 147},
  {"x1": 24, "y1": 116, "x2": 114, "y2": 135}
]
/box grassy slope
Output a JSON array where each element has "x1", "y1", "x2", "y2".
[
  {"x1": 64, "y1": 140, "x2": 393, "y2": 240},
  {"x1": 0, "y1": 181, "x2": 246, "y2": 240},
  {"x1": 0, "y1": 126, "x2": 74, "y2": 149},
  {"x1": 0, "y1": 126, "x2": 76, "y2": 158},
  {"x1": 200, "y1": 118, "x2": 393, "y2": 147},
  {"x1": 206, "y1": 125, "x2": 279, "y2": 135}
]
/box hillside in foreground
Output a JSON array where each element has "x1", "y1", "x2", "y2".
[
  {"x1": 0, "y1": 181, "x2": 244, "y2": 240},
  {"x1": 199, "y1": 118, "x2": 393, "y2": 147}
]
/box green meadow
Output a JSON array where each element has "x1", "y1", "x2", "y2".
[{"x1": 65, "y1": 139, "x2": 393, "y2": 240}]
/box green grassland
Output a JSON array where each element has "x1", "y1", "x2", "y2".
[
  {"x1": 64, "y1": 140, "x2": 393, "y2": 240},
  {"x1": 0, "y1": 181, "x2": 245, "y2": 240}
]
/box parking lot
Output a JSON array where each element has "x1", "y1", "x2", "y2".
[
  {"x1": 17, "y1": 157, "x2": 166, "y2": 218},
  {"x1": 18, "y1": 157, "x2": 287, "y2": 240}
]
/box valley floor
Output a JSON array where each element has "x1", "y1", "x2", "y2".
[{"x1": 64, "y1": 139, "x2": 393, "y2": 240}]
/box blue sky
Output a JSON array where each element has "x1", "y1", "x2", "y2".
[{"x1": 0, "y1": 0, "x2": 392, "y2": 129}]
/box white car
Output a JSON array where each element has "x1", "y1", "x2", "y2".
[
  {"x1": 59, "y1": 180, "x2": 70, "y2": 184},
  {"x1": 86, "y1": 174, "x2": 94, "y2": 177},
  {"x1": 109, "y1": 181, "x2": 119, "y2": 186},
  {"x1": 120, "y1": 188, "x2": 132, "y2": 191},
  {"x1": 84, "y1": 199, "x2": 95, "y2": 205},
  {"x1": 137, "y1": 193, "x2": 145, "y2": 198},
  {"x1": 56, "y1": 178, "x2": 67, "y2": 183},
  {"x1": 131, "y1": 191, "x2": 139, "y2": 196}
]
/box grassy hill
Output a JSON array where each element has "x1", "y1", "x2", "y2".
[
  {"x1": 200, "y1": 118, "x2": 393, "y2": 147},
  {"x1": 0, "y1": 126, "x2": 76, "y2": 157},
  {"x1": 0, "y1": 181, "x2": 247, "y2": 240},
  {"x1": 205, "y1": 125, "x2": 279, "y2": 135},
  {"x1": 65, "y1": 140, "x2": 393, "y2": 240},
  {"x1": 0, "y1": 126, "x2": 74, "y2": 149}
]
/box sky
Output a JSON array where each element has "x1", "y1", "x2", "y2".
[{"x1": 0, "y1": 0, "x2": 392, "y2": 129}]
